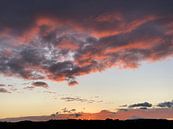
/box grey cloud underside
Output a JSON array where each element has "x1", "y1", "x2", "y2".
[
  {"x1": 128, "y1": 102, "x2": 152, "y2": 108},
  {"x1": 24, "y1": 81, "x2": 49, "y2": 89},
  {"x1": 0, "y1": 88, "x2": 11, "y2": 93},
  {"x1": 0, "y1": 84, "x2": 5, "y2": 87},
  {"x1": 0, "y1": 0, "x2": 173, "y2": 33},
  {"x1": 0, "y1": 21, "x2": 173, "y2": 85},
  {"x1": 120, "y1": 100, "x2": 173, "y2": 110},
  {"x1": 0, "y1": 23, "x2": 173, "y2": 84},
  {"x1": 0, "y1": 1, "x2": 173, "y2": 85},
  {"x1": 0, "y1": 30, "x2": 99, "y2": 85},
  {"x1": 157, "y1": 100, "x2": 173, "y2": 108}
]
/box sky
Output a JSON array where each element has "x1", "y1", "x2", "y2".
[{"x1": 0, "y1": 0, "x2": 173, "y2": 120}]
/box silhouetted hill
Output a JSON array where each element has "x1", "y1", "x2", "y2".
[{"x1": 0, "y1": 119, "x2": 173, "y2": 129}]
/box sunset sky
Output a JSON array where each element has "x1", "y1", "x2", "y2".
[{"x1": 0, "y1": 0, "x2": 173, "y2": 120}]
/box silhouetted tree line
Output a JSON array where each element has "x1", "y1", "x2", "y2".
[{"x1": 0, "y1": 119, "x2": 173, "y2": 129}]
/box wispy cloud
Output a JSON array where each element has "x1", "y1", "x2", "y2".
[
  {"x1": 61, "y1": 108, "x2": 77, "y2": 114},
  {"x1": 61, "y1": 97, "x2": 103, "y2": 103},
  {"x1": 43, "y1": 91, "x2": 56, "y2": 94}
]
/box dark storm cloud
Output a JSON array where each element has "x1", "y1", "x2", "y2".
[
  {"x1": 157, "y1": 100, "x2": 173, "y2": 108},
  {"x1": 128, "y1": 102, "x2": 152, "y2": 108},
  {"x1": 0, "y1": 88, "x2": 11, "y2": 93},
  {"x1": 0, "y1": 0, "x2": 173, "y2": 85}
]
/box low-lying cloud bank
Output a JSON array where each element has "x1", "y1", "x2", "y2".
[
  {"x1": 1, "y1": 108, "x2": 173, "y2": 122},
  {"x1": 1, "y1": 100, "x2": 173, "y2": 121},
  {"x1": 0, "y1": 0, "x2": 173, "y2": 85}
]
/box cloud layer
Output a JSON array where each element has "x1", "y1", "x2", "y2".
[
  {"x1": 1, "y1": 108, "x2": 173, "y2": 122},
  {"x1": 1, "y1": 100, "x2": 173, "y2": 121},
  {"x1": 0, "y1": 0, "x2": 173, "y2": 85}
]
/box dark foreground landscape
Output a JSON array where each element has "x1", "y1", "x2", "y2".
[{"x1": 0, "y1": 119, "x2": 173, "y2": 129}]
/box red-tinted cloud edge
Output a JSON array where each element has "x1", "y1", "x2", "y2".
[{"x1": 0, "y1": 0, "x2": 173, "y2": 85}]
